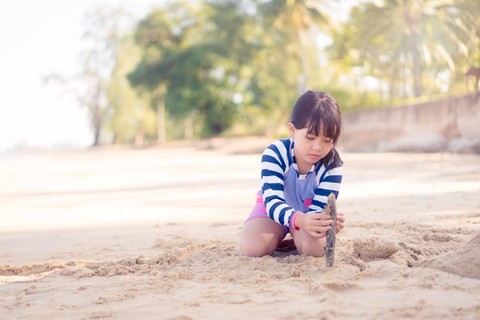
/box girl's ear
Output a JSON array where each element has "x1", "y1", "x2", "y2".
[{"x1": 288, "y1": 123, "x2": 296, "y2": 138}]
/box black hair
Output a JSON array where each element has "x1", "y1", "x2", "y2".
[{"x1": 290, "y1": 90, "x2": 343, "y2": 168}]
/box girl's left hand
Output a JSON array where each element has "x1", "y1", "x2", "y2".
[{"x1": 336, "y1": 213, "x2": 345, "y2": 234}]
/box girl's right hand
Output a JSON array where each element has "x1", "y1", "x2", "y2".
[{"x1": 296, "y1": 213, "x2": 333, "y2": 238}]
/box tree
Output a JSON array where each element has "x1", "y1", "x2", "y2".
[
  {"x1": 81, "y1": 6, "x2": 137, "y2": 145},
  {"x1": 129, "y1": 0, "x2": 261, "y2": 138},
  {"x1": 128, "y1": 2, "x2": 202, "y2": 142},
  {"x1": 257, "y1": 0, "x2": 333, "y2": 91},
  {"x1": 330, "y1": 0, "x2": 480, "y2": 99},
  {"x1": 45, "y1": 6, "x2": 133, "y2": 146},
  {"x1": 106, "y1": 33, "x2": 156, "y2": 145}
]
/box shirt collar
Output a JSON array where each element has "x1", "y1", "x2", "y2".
[{"x1": 290, "y1": 140, "x2": 315, "y2": 176}]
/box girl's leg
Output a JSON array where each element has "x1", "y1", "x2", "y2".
[
  {"x1": 290, "y1": 227, "x2": 326, "y2": 257},
  {"x1": 239, "y1": 218, "x2": 285, "y2": 257}
]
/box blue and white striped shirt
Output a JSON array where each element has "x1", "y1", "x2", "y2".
[{"x1": 260, "y1": 138, "x2": 343, "y2": 227}]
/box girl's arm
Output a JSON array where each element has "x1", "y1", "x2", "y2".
[
  {"x1": 307, "y1": 165, "x2": 343, "y2": 213},
  {"x1": 261, "y1": 140, "x2": 296, "y2": 227}
]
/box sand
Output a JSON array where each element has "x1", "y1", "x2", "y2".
[{"x1": 1, "y1": 137, "x2": 480, "y2": 319}]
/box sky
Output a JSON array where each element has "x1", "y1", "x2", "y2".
[
  {"x1": 0, "y1": 0, "x2": 165, "y2": 152},
  {"x1": 0, "y1": 0, "x2": 353, "y2": 153}
]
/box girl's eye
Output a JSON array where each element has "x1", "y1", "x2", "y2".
[
  {"x1": 306, "y1": 135, "x2": 315, "y2": 140},
  {"x1": 324, "y1": 139, "x2": 333, "y2": 143}
]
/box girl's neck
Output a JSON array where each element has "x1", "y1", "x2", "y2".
[{"x1": 296, "y1": 160, "x2": 313, "y2": 175}]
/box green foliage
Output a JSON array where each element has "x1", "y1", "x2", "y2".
[
  {"x1": 105, "y1": 34, "x2": 156, "y2": 144},
  {"x1": 329, "y1": 0, "x2": 480, "y2": 100},
  {"x1": 129, "y1": 0, "x2": 269, "y2": 138},
  {"x1": 79, "y1": 0, "x2": 480, "y2": 145}
]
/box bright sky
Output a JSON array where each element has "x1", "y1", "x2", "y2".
[{"x1": 0, "y1": 0, "x2": 164, "y2": 153}]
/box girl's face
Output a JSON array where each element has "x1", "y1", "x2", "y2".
[{"x1": 288, "y1": 123, "x2": 334, "y2": 174}]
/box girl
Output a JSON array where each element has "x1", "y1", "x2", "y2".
[{"x1": 240, "y1": 90, "x2": 345, "y2": 257}]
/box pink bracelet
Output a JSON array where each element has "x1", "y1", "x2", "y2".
[{"x1": 290, "y1": 211, "x2": 302, "y2": 231}]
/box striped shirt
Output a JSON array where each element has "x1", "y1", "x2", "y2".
[{"x1": 260, "y1": 138, "x2": 343, "y2": 227}]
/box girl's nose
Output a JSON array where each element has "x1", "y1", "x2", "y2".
[{"x1": 312, "y1": 141, "x2": 322, "y2": 151}]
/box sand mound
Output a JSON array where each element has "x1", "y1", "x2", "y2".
[{"x1": 417, "y1": 232, "x2": 480, "y2": 280}]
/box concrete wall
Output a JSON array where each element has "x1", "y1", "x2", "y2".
[{"x1": 340, "y1": 93, "x2": 480, "y2": 153}]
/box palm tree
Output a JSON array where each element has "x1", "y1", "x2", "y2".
[
  {"x1": 337, "y1": 0, "x2": 480, "y2": 98},
  {"x1": 258, "y1": 0, "x2": 333, "y2": 91}
]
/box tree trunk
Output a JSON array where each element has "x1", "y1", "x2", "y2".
[
  {"x1": 297, "y1": 29, "x2": 310, "y2": 92},
  {"x1": 92, "y1": 80, "x2": 102, "y2": 146},
  {"x1": 157, "y1": 100, "x2": 166, "y2": 144},
  {"x1": 412, "y1": 47, "x2": 422, "y2": 97},
  {"x1": 93, "y1": 120, "x2": 101, "y2": 146},
  {"x1": 404, "y1": 7, "x2": 422, "y2": 98},
  {"x1": 184, "y1": 115, "x2": 193, "y2": 140}
]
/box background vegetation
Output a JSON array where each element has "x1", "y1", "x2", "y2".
[{"x1": 74, "y1": 0, "x2": 480, "y2": 146}]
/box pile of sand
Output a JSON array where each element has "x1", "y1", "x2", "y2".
[{"x1": 418, "y1": 232, "x2": 480, "y2": 280}]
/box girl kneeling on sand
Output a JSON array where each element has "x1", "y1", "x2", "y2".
[{"x1": 240, "y1": 90, "x2": 345, "y2": 257}]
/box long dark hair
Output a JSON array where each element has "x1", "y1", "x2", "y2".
[{"x1": 290, "y1": 90, "x2": 343, "y2": 168}]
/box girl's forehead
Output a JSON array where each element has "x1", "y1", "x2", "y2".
[
  {"x1": 299, "y1": 126, "x2": 327, "y2": 136},
  {"x1": 307, "y1": 122, "x2": 336, "y2": 137},
  {"x1": 305, "y1": 121, "x2": 325, "y2": 131}
]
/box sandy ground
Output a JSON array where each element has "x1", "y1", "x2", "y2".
[{"x1": 1, "y1": 137, "x2": 480, "y2": 319}]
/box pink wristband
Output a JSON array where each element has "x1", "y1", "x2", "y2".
[{"x1": 290, "y1": 211, "x2": 302, "y2": 231}]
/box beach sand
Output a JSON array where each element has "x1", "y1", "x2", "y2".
[{"x1": 1, "y1": 137, "x2": 480, "y2": 319}]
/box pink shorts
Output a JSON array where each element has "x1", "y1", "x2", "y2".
[{"x1": 245, "y1": 192, "x2": 289, "y2": 236}]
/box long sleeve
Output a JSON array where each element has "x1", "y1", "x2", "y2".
[
  {"x1": 307, "y1": 165, "x2": 343, "y2": 213},
  {"x1": 260, "y1": 139, "x2": 296, "y2": 226}
]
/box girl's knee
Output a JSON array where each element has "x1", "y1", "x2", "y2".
[
  {"x1": 239, "y1": 239, "x2": 272, "y2": 257},
  {"x1": 239, "y1": 219, "x2": 284, "y2": 257}
]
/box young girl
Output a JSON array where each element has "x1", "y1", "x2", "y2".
[{"x1": 240, "y1": 90, "x2": 345, "y2": 257}]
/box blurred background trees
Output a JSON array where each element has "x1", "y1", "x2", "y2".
[{"x1": 75, "y1": 0, "x2": 480, "y2": 146}]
